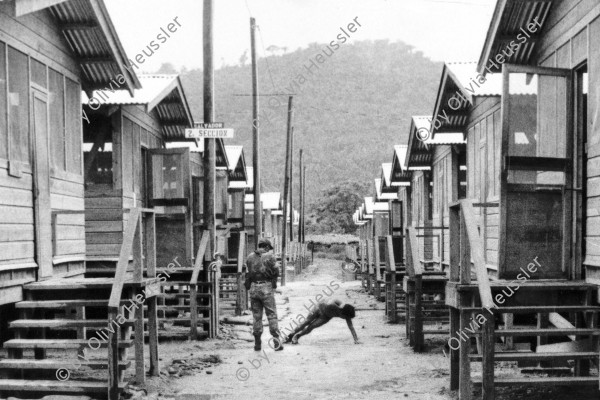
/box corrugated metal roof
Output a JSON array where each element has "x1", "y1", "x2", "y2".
[
  {"x1": 431, "y1": 61, "x2": 537, "y2": 138},
  {"x1": 375, "y1": 178, "x2": 397, "y2": 201},
  {"x1": 374, "y1": 202, "x2": 389, "y2": 212},
  {"x1": 230, "y1": 166, "x2": 253, "y2": 190},
  {"x1": 49, "y1": 0, "x2": 140, "y2": 93},
  {"x1": 478, "y1": 0, "x2": 553, "y2": 74},
  {"x1": 83, "y1": 74, "x2": 194, "y2": 140}
]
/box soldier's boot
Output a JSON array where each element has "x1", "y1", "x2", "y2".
[{"x1": 254, "y1": 334, "x2": 262, "y2": 351}]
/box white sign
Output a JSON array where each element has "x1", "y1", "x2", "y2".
[{"x1": 185, "y1": 128, "x2": 235, "y2": 139}]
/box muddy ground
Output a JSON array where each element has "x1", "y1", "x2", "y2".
[{"x1": 135, "y1": 258, "x2": 600, "y2": 400}]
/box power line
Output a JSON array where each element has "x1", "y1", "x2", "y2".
[{"x1": 256, "y1": 25, "x2": 278, "y2": 91}]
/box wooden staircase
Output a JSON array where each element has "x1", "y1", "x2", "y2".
[
  {"x1": 0, "y1": 208, "x2": 161, "y2": 399},
  {"x1": 454, "y1": 281, "x2": 600, "y2": 391},
  {"x1": 0, "y1": 277, "x2": 155, "y2": 399},
  {"x1": 446, "y1": 200, "x2": 600, "y2": 399}
]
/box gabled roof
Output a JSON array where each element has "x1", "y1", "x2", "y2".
[
  {"x1": 246, "y1": 192, "x2": 281, "y2": 211},
  {"x1": 232, "y1": 167, "x2": 254, "y2": 191},
  {"x1": 391, "y1": 145, "x2": 411, "y2": 186},
  {"x1": 261, "y1": 192, "x2": 282, "y2": 210},
  {"x1": 406, "y1": 115, "x2": 466, "y2": 169},
  {"x1": 375, "y1": 178, "x2": 397, "y2": 201},
  {"x1": 477, "y1": 0, "x2": 552, "y2": 74},
  {"x1": 225, "y1": 146, "x2": 247, "y2": 183},
  {"x1": 431, "y1": 62, "x2": 536, "y2": 138},
  {"x1": 380, "y1": 163, "x2": 395, "y2": 191},
  {"x1": 41, "y1": 0, "x2": 141, "y2": 94},
  {"x1": 83, "y1": 74, "x2": 194, "y2": 140}
]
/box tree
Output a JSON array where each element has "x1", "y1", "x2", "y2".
[
  {"x1": 156, "y1": 63, "x2": 178, "y2": 74},
  {"x1": 308, "y1": 180, "x2": 370, "y2": 234}
]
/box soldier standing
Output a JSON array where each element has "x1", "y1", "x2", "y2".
[{"x1": 245, "y1": 239, "x2": 284, "y2": 351}]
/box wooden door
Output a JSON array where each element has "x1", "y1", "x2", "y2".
[
  {"x1": 499, "y1": 64, "x2": 573, "y2": 280},
  {"x1": 32, "y1": 89, "x2": 52, "y2": 279},
  {"x1": 148, "y1": 148, "x2": 192, "y2": 267}
]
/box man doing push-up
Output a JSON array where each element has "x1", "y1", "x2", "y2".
[{"x1": 285, "y1": 298, "x2": 360, "y2": 344}]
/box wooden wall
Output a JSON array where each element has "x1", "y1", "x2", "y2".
[
  {"x1": 465, "y1": 96, "x2": 502, "y2": 273},
  {"x1": 84, "y1": 106, "x2": 164, "y2": 262},
  {"x1": 532, "y1": 0, "x2": 600, "y2": 286},
  {"x1": 0, "y1": 7, "x2": 85, "y2": 304}
]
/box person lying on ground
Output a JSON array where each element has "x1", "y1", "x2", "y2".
[{"x1": 284, "y1": 298, "x2": 360, "y2": 344}]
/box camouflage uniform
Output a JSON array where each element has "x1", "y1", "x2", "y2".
[{"x1": 245, "y1": 244, "x2": 282, "y2": 347}]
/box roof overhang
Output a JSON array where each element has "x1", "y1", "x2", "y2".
[
  {"x1": 42, "y1": 0, "x2": 141, "y2": 95},
  {"x1": 477, "y1": 0, "x2": 553, "y2": 75},
  {"x1": 83, "y1": 74, "x2": 194, "y2": 140},
  {"x1": 390, "y1": 145, "x2": 411, "y2": 186},
  {"x1": 225, "y1": 146, "x2": 247, "y2": 183}
]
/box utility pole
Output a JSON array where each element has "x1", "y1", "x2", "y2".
[
  {"x1": 250, "y1": 17, "x2": 262, "y2": 248},
  {"x1": 302, "y1": 165, "x2": 306, "y2": 243},
  {"x1": 297, "y1": 149, "x2": 303, "y2": 241},
  {"x1": 280, "y1": 96, "x2": 294, "y2": 286},
  {"x1": 289, "y1": 127, "x2": 294, "y2": 242},
  {"x1": 203, "y1": 0, "x2": 216, "y2": 256}
]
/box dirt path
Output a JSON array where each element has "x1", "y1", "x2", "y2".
[{"x1": 144, "y1": 258, "x2": 453, "y2": 400}]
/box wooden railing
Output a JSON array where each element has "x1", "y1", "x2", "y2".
[
  {"x1": 107, "y1": 208, "x2": 158, "y2": 400},
  {"x1": 190, "y1": 231, "x2": 210, "y2": 340}
]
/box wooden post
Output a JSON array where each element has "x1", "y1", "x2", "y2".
[
  {"x1": 281, "y1": 96, "x2": 294, "y2": 286},
  {"x1": 482, "y1": 310, "x2": 496, "y2": 400},
  {"x1": 302, "y1": 165, "x2": 306, "y2": 243},
  {"x1": 414, "y1": 275, "x2": 423, "y2": 352},
  {"x1": 297, "y1": 149, "x2": 303, "y2": 242},
  {"x1": 250, "y1": 17, "x2": 262, "y2": 248},
  {"x1": 108, "y1": 309, "x2": 120, "y2": 400},
  {"x1": 289, "y1": 128, "x2": 294, "y2": 242},
  {"x1": 145, "y1": 213, "x2": 159, "y2": 376},
  {"x1": 449, "y1": 204, "x2": 460, "y2": 390},
  {"x1": 203, "y1": 0, "x2": 216, "y2": 254}
]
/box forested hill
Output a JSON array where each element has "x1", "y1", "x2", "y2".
[{"x1": 177, "y1": 40, "x2": 442, "y2": 204}]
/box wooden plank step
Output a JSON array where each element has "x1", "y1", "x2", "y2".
[
  {"x1": 470, "y1": 328, "x2": 600, "y2": 337},
  {"x1": 24, "y1": 277, "x2": 158, "y2": 290},
  {"x1": 472, "y1": 376, "x2": 599, "y2": 387},
  {"x1": 453, "y1": 281, "x2": 597, "y2": 292},
  {"x1": 462, "y1": 306, "x2": 600, "y2": 313},
  {"x1": 0, "y1": 359, "x2": 130, "y2": 370},
  {"x1": 4, "y1": 339, "x2": 134, "y2": 349},
  {"x1": 469, "y1": 352, "x2": 599, "y2": 362},
  {"x1": 16, "y1": 300, "x2": 110, "y2": 309},
  {"x1": 10, "y1": 319, "x2": 135, "y2": 329},
  {"x1": 0, "y1": 379, "x2": 127, "y2": 393}
]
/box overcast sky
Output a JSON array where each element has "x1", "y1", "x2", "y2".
[{"x1": 105, "y1": 0, "x2": 497, "y2": 73}]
